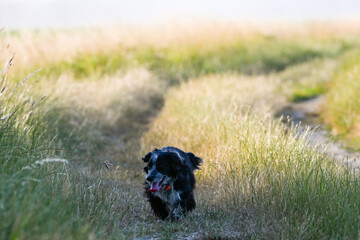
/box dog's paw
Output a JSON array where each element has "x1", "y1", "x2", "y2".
[
  {"x1": 166, "y1": 214, "x2": 183, "y2": 221},
  {"x1": 170, "y1": 205, "x2": 184, "y2": 221}
]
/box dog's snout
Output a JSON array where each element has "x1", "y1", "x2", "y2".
[{"x1": 146, "y1": 175, "x2": 154, "y2": 182}]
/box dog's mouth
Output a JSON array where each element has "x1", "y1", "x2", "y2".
[{"x1": 147, "y1": 176, "x2": 166, "y2": 192}]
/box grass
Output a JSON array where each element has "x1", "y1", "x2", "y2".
[
  {"x1": 6, "y1": 25, "x2": 357, "y2": 86},
  {"x1": 291, "y1": 84, "x2": 325, "y2": 102},
  {"x1": 0, "y1": 60, "x2": 106, "y2": 239},
  {"x1": 322, "y1": 50, "x2": 360, "y2": 150},
  {"x1": 142, "y1": 74, "x2": 360, "y2": 239},
  {"x1": 1, "y1": 22, "x2": 360, "y2": 239},
  {"x1": 0, "y1": 59, "x2": 161, "y2": 239},
  {"x1": 39, "y1": 68, "x2": 164, "y2": 163},
  {"x1": 277, "y1": 58, "x2": 339, "y2": 101}
]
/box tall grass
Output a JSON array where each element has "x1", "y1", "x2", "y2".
[
  {"x1": 2, "y1": 22, "x2": 360, "y2": 239},
  {"x1": 278, "y1": 58, "x2": 339, "y2": 101},
  {"x1": 22, "y1": 35, "x2": 353, "y2": 85},
  {"x1": 0, "y1": 58, "x2": 151, "y2": 239},
  {"x1": 4, "y1": 23, "x2": 358, "y2": 87},
  {"x1": 38, "y1": 68, "x2": 164, "y2": 162},
  {"x1": 0, "y1": 59, "x2": 84, "y2": 239},
  {"x1": 142, "y1": 74, "x2": 360, "y2": 239},
  {"x1": 323, "y1": 50, "x2": 360, "y2": 150}
]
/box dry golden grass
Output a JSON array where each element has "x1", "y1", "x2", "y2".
[
  {"x1": 142, "y1": 73, "x2": 285, "y2": 182},
  {"x1": 2, "y1": 20, "x2": 360, "y2": 70},
  {"x1": 2, "y1": 21, "x2": 360, "y2": 239},
  {"x1": 44, "y1": 68, "x2": 162, "y2": 123},
  {"x1": 34, "y1": 68, "x2": 165, "y2": 164},
  {"x1": 142, "y1": 72, "x2": 360, "y2": 239},
  {"x1": 322, "y1": 50, "x2": 360, "y2": 149}
]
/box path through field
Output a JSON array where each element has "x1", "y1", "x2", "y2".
[
  {"x1": 95, "y1": 70, "x2": 360, "y2": 239},
  {"x1": 88, "y1": 65, "x2": 360, "y2": 239},
  {"x1": 4, "y1": 26, "x2": 360, "y2": 239},
  {"x1": 279, "y1": 96, "x2": 360, "y2": 170}
]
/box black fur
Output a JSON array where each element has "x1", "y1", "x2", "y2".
[{"x1": 143, "y1": 146, "x2": 202, "y2": 220}]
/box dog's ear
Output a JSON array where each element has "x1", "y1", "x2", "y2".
[
  {"x1": 142, "y1": 152, "x2": 152, "y2": 162},
  {"x1": 186, "y1": 152, "x2": 203, "y2": 170},
  {"x1": 142, "y1": 148, "x2": 159, "y2": 162}
]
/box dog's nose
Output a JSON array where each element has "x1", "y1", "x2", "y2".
[{"x1": 146, "y1": 176, "x2": 154, "y2": 182}]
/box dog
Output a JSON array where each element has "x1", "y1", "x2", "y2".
[{"x1": 142, "y1": 146, "x2": 202, "y2": 220}]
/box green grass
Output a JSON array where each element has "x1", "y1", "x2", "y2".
[
  {"x1": 291, "y1": 84, "x2": 326, "y2": 101},
  {"x1": 277, "y1": 57, "x2": 339, "y2": 102},
  {"x1": 0, "y1": 68, "x2": 78, "y2": 239},
  {"x1": 12, "y1": 35, "x2": 354, "y2": 86},
  {"x1": 2, "y1": 26, "x2": 360, "y2": 239},
  {"x1": 0, "y1": 64, "x2": 160, "y2": 239},
  {"x1": 142, "y1": 75, "x2": 360, "y2": 239},
  {"x1": 322, "y1": 50, "x2": 360, "y2": 150}
]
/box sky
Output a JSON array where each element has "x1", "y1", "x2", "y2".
[{"x1": 1, "y1": 0, "x2": 360, "y2": 29}]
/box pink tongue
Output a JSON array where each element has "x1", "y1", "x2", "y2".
[{"x1": 148, "y1": 181, "x2": 160, "y2": 192}]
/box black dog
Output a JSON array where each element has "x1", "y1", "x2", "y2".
[{"x1": 142, "y1": 146, "x2": 202, "y2": 220}]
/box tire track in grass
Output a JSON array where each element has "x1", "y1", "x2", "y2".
[{"x1": 279, "y1": 96, "x2": 360, "y2": 170}]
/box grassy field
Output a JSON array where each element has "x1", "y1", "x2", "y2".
[
  {"x1": 1, "y1": 22, "x2": 360, "y2": 239},
  {"x1": 322, "y1": 50, "x2": 360, "y2": 150}
]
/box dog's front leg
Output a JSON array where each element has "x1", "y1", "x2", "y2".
[
  {"x1": 170, "y1": 202, "x2": 183, "y2": 220},
  {"x1": 169, "y1": 191, "x2": 184, "y2": 220}
]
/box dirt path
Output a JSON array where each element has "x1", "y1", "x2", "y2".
[{"x1": 279, "y1": 96, "x2": 360, "y2": 170}]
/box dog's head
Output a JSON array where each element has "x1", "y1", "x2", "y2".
[{"x1": 143, "y1": 149, "x2": 185, "y2": 192}]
